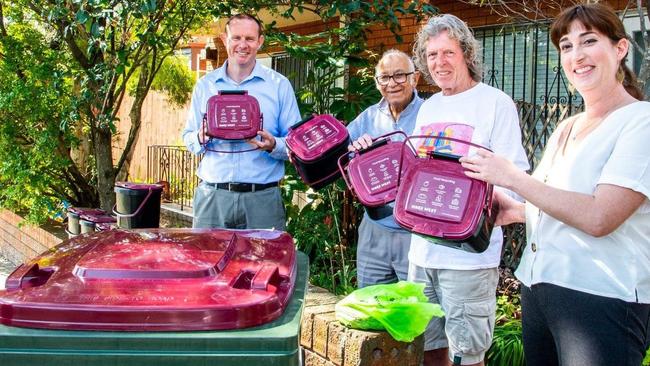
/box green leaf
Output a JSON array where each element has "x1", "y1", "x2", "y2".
[{"x1": 75, "y1": 10, "x2": 89, "y2": 24}]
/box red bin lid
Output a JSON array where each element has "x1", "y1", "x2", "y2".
[
  {"x1": 286, "y1": 114, "x2": 349, "y2": 162},
  {"x1": 0, "y1": 229, "x2": 297, "y2": 331}
]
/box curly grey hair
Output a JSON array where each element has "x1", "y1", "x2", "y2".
[{"x1": 412, "y1": 14, "x2": 483, "y2": 85}]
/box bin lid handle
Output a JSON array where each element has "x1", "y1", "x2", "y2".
[{"x1": 251, "y1": 264, "x2": 280, "y2": 291}]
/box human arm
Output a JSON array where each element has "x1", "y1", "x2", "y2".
[
  {"x1": 263, "y1": 78, "x2": 301, "y2": 160},
  {"x1": 461, "y1": 149, "x2": 646, "y2": 237},
  {"x1": 492, "y1": 189, "x2": 526, "y2": 226},
  {"x1": 346, "y1": 107, "x2": 376, "y2": 151},
  {"x1": 181, "y1": 84, "x2": 207, "y2": 155}
]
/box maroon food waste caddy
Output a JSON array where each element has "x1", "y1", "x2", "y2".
[
  {"x1": 205, "y1": 90, "x2": 262, "y2": 140},
  {"x1": 338, "y1": 131, "x2": 415, "y2": 219},
  {"x1": 79, "y1": 213, "x2": 117, "y2": 234},
  {"x1": 67, "y1": 207, "x2": 106, "y2": 237},
  {"x1": 393, "y1": 136, "x2": 497, "y2": 253},
  {"x1": 286, "y1": 114, "x2": 350, "y2": 190},
  {"x1": 0, "y1": 228, "x2": 297, "y2": 331}
]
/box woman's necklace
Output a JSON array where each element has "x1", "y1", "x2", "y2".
[
  {"x1": 569, "y1": 113, "x2": 607, "y2": 141},
  {"x1": 569, "y1": 96, "x2": 635, "y2": 142}
]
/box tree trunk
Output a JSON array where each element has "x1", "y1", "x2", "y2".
[{"x1": 94, "y1": 126, "x2": 116, "y2": 212}]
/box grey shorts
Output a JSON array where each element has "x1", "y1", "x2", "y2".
[
  {"x1": 192, "y1": 182, "x2": 286, "y2": 230},
  {"x1": 356, "y1": 217, "x2": 411, "y2": 288},
  {"x1": 408, "y1": 263, "x2": 498, "y2": 365}
]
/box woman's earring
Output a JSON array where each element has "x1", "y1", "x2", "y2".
[{"x1": 616, "y1": 66, "x2": 625, "y2": 83}]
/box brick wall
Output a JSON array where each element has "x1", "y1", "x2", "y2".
[
  {"x1": 0, "y1": 210, "x2": 63, "y2": 265},
  {"x1": 302, "y1": 286, "x2": 424, "y2": 366}
]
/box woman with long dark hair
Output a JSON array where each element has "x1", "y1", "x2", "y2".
[{"x1": 460, "y1": 3, "x2": 650, "y2": 365}]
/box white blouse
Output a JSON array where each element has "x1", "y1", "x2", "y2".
[{"x1": 516, "y1": 101, "x2": 650, "y2": 303}]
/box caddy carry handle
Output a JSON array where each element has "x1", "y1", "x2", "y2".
[
  {"x1": 338, "y1": 151, "x2": 357, "y2": 196},
  {"x1": 112, "y1": 187, "x2": 154, "y2": 218},
  {"x1": 397, "y1": 135, "x2": 492, "y2": 187},
  {"x1": 251, "y1": 264, "x2": 282, "y2": 291},
  {"x1": 201, "y1": 112, "x2": 261, "y2": 154},
  {"x1": 359, "y1": 131, "x2": 407, "y2": 154},
  {"x1": 289, "y1": 114, "x2": 316, "y2": 130},
  {"x1": 337, "y1": 130, "x2": 407, "y2": 197},
  {"x1": 219, "y1": 90, "x2": 247, "y2": 95}
]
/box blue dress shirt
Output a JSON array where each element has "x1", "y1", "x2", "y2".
[
  {"x1": 346, "y1": 92, "x2": 424, "y2": 230},
  {"x1": 183, "y1": 61, "x2": 301, "y2": 184}
]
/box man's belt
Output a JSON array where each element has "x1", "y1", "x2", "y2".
[{"x1": 204, "y1": 181, "x2": 279, "y2": 193}]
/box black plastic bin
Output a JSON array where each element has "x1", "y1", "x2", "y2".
[{"x1": 113, "y1": 182, "x2": 163, "y2": 229}]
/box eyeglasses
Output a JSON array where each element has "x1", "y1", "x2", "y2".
[{"x1": 375, "y1": 71, "x2": 414, "y2": 86}]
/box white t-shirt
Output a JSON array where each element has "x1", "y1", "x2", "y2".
[
  {"x1": 517, "y1": 101, "x2": 650, "y2": 303},
  {"x1": 408, "y1": 82, "x2": 529, "y2": 269}
]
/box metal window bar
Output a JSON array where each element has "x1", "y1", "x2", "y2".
[
  {"x1": 474, "y1": 22, "x2": 586, "y2": 268},
  {"x1": 475, "y1": 22, "x2": 584, "y2": 170}
]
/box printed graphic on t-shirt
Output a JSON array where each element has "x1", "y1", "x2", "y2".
[{"x1": 417, "y1": 122, "x2": 475, "y2": 157}]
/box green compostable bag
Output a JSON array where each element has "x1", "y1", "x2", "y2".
[{"x1": 335, "y1": 281, "x2": 444, "y2": 342}]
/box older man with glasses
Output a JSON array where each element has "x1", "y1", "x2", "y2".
[{"x1": 346, "y1": 49, "x2": 423, "y2": 288}]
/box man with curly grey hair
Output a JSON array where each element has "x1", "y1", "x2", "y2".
[{"x1": 407, "y1": 14, "x2": 529, "y2": 366}]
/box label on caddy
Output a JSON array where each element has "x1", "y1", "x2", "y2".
[
  {"x1": 405, "y1": 171, "x2": 471, "y2": 222},
  {"x1": 218, "y1": 104, "x2": 252, "y2": 129},
  {"x1": 301, "y1": 122, "x2": 337, "y2": 151},
  {"x1": 358, "y1": 154, "x2": 401, "y2": 194}
]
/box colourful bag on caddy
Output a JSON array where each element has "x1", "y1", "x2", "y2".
[{"x1": 393, "y1": 135, "x2": 498, "y2": 253}]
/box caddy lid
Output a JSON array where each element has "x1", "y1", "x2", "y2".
[
  {"x1": 394, "y1": 158, "x2": 488, "y2": 240},
  {"x1": 67, "y1": 207, "x2": 106, "y2": 216},
  {"x1": 0, "y1": 229, "x2": 297, "y2": 331},
  {"x1": 79, "y1": 214, "x2": 117, "y2": 224},
  {"x1": 346, "y1": 141, "x2": 411, "y2": 207},
  {"x1": 286, "y1": 114, "x2": 349, "y2": 161},
  {"x1": 114, "y1": 182, "x2": 163, "y2": 191}
]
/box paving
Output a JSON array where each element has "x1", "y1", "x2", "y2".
[{"x1": 0, "y1": 255, "x2": 16, "y2": 291}]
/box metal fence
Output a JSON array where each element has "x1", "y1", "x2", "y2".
[
  {"x1": 147, "y1": 145, "x2": 201, "y2": 210},
  {"x1": 476, "y1": 23, "x2": 584, "y2": 169},
  {"x1": 476, "y1": 23, "x2": 586, "y2": 267}
]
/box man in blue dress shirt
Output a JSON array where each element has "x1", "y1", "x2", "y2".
[
  {"x1": 347, "y1": 49, "x2": 424, "y2": 287},
  {"x1": 182, "y1": 14, "x2": 301, "y2": 230}
]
